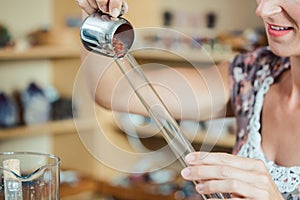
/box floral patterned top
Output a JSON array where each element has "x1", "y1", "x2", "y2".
[{"x1": 229, "y1": 46, "x2": 300, "y2": 199}]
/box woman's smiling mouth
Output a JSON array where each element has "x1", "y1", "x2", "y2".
[{"x1": 267, "y1": 23, "x2": 293, "y2": 37}]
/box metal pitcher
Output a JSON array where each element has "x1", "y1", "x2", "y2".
[{"x1": 80, "y1": 11, "x2": 134, "y2": 58}]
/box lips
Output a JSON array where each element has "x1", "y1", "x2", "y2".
[{"x1": 267, "y1": 24, "x2": 293, "y2": 37}]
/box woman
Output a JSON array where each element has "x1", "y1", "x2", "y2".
[{"x1": 77, "y1": 0, "x2": 300, "y2": 199}]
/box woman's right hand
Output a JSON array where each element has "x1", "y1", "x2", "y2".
[
  {"x1": 76, "y1": 0, "x2": 128, "y2": 17},
  {"x1": 181, "y1": 152, "x2": 284, "y2": 199}
]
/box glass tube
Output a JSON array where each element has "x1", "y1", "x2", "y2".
[{"x1": 114, "y1": 53, "x2": 230, "y2": 199}]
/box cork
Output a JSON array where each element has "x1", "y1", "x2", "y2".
[
  {"x1": 3, "y1": 158, "x2": 23, "y2": 200},
  {"x1": 3, "y1": 159, "x2": 21, "y2": 179}
]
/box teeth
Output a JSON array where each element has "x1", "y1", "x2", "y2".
[{"x1": 271, "y1": 25, "x2": 290, "y2": 31}]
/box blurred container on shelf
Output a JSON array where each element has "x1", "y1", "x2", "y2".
[
  {"x1": 0, "y1": 81, "x2": 75, "y2": 129},
  {"x1": 51, "y1": 97, "x2": 74, "y2": 121},
  {"x1": 0, "y1": 23, "x2": 13, "y2": 48},
  {"x1": 20, "y1": 82, "x2": 51, "y2": 125},
  {"x1": 217, "y1": 28, "x2": 268, "y2": 52},
  {"x1": 26, "y1": 27, "x2": 80, "y2": 47},
  {"x1": 0, "y1": 92, "x2": 19, "y2": 128}
]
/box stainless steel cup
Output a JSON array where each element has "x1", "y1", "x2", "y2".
[{"x1": 80, "y1": 12, "x2": 134, "y2": 58}]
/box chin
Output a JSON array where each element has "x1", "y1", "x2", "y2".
[
  {"x1": 267, "y1": 36, "x2": 300, "y2": 57},
  {"x1": 268, "y1": 44, "x2": 294, "y2": 57}
]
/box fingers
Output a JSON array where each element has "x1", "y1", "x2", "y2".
[
  {"x1": 181, "y1": 164, "x2": 262, "y2": 185},
  {"x1": 196, "y1": 179, "x2": 272, "y2": 199},
  {"x1": 185, "y1": 152, "x2": 267, "y2": 172},
  {"x1": 87, "y1": 0, "x2": 98, "y2": 10},
  {"x1": 95, "y1": 0, "x2": 109, "y2": 12},
  {"x1": 76, "y1": 0, "x2": 97, "y2": 15},
  {"x1": 181, "y1": 165, "x2": 275, "y2": 196},
  {"x1": 108, "y1": 0, "x2": 123, "y2": 17},
  {"x1": 182, "y1": 152, "x2": 271, "y2": 190},
  {"x1": 76, "y1": 0, "x2": 128, "y2": 17},
  {"x1": 180, "y1": 152, "x2": 282, "y2": 199}
]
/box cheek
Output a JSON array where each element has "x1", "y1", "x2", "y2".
[
  {"x1": 285, "y1": 4, "x2": 300, "y2": 21},
  {"x1": 287, "y1": 0, "x2": 300, "y2": 5},
  {"x1": 284, "y1": 0, "x2": 300, "y2": 13}
]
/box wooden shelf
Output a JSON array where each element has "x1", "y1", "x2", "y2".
[
  {"x1": 154, "y1": 131, "x2": 235, "y2": 149},
  {"x1": 130, "y1": 124, "x2": 235, "y2": 149},
  {"x1": 0, "y1": 45, "x2": 80, "y2": 61},
  {"x1": 0, "y1": 118, "x2": 91, "y2": 139},
  {"x1": 61, "y1": 176, "x2": 176, "y2": 200},
  {"x1": 0, "y1": 45, "x2": 234, "y2": 64},
  {"x1": 60, "y1": 176, "x2": 100, "y2": 198},
  {"x1": 97, "y1": 179, "x2": 176, "y2": 200},
  {"x1": 192, "y1": 131, "x2": 235, "y2": 148},
  {"x1": 133, "y1": 50, "x2": 236, "y2": 64}
]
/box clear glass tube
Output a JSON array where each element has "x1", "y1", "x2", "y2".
[{"x1": 114, "y1": 53, "x2": 230, "y2": 199}]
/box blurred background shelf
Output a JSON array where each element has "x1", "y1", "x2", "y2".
[
  {"x1": 130, "y1": 122, "x2": 236, "y2": 149},
  {"x1": 60, "y1": 175, "x2": 177, "y2": 200},
  {"x1": 0, "y1": 45, "x2": 80, "y2": 61},
  {"x1": 132, "y1": 50, "x2": 236, "y2": 65},
  {"x1": 96, "y1": 179, "x2": 176, "y2": 200},
  {"x1": 0, "y1": 118, "x2": 92, "y2": 139},
  {"x1": 0, "y1": 45, "x2": 235, "y2": 64}
]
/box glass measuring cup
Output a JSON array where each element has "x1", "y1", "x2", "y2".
[{"x1": 0, "y1": 152, "x2": 60, "y2": 200}]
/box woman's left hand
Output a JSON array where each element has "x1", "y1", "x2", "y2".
[{"x1": 181, "y1": 152, "x2": 284, "y2": 199}]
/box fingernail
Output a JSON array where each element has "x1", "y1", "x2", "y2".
[
  {"x1": 181, "y1": 168, "x2": 191, "y2": 177},
  {"x1": 186, "y1": 154, "x2": 196, "y2": 162},
  {"x1": 111, "y1": 8, "x2": 120, "y2": 18},
  {"x1": 196, "y1": 183, "x2": 204, "y2": 191},
  {"x1": 100, "y1": 5, "x2": 107, "y2": 12}
]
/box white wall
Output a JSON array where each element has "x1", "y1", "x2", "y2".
[
  {"x1": 0, "y1": 0, "x2": 263, "y2": 38},
  {"x1": 0, "y1": 0, "x2": 52, "y2": 39},
  {"x1": 158, "y1": 0, "x2": 263, "y2": 31},
  {"x1": 127, "y1": 0, "x2": 263, "y2": 32},
  {"x1": 0, "y1": 60, "x2": 52, "y2": 94}
]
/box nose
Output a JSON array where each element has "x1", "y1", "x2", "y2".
[{"x1": 256, "y1": 0, "x2": 282, "y2": 18}]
